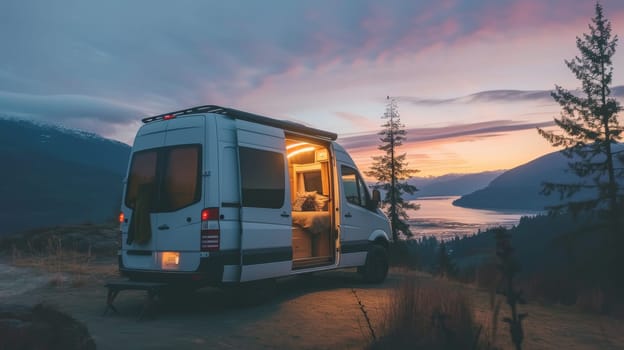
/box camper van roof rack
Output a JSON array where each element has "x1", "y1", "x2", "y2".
[{"x1": 141, "y1": 105, "x2": 338, "y2": 141}]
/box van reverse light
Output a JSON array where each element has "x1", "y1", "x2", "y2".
[
  {"x1": 162, "y1": 251, "x2": 180, "y2": 269},
  {"x1": 201, "y1": 208, "x2": 220, "y2": 251}
]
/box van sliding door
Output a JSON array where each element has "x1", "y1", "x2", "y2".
[{"x1": 236, "y1": 120, "x2": 292, "y2": 282}]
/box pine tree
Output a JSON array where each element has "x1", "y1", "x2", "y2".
[
  {"x1": 537, "y1": 2, "x2": 624, "y2": 225},
  {"x1": 366, "y1": 97, "x2": 419, "y2": 240}
]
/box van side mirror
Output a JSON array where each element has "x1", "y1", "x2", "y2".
[{"x1": 368, "y1": 189, "x2": 381, "y2": 210}]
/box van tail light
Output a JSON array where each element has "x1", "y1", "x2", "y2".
[
  {"x1": 118, "y1": 212, "x2": 124, "y2": 251},
  {"x1": 201, "y1": 208, "x2": 220, "y2": 252},
  {"x1": 201, "y1": 208, "x2": 219, "y2": 221}
]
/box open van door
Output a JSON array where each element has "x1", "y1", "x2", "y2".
[
  {"x1": 236, "y1": 120, "x2": 292, "y2": 281},
  {"x1": 337, "y1": 164, "x2": 375, "y2": 267}
]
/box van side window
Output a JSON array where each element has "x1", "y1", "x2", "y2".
[
  {"x1": 341, "y1": 165, "x2": 369, "y2": 208},
  {"x1": 303, "y1": 171, "x2": 323, "y2": 193},
  {"x1": 239, "y1": 147, "x2": 285, "y2": 209},
  {"x1": 125, "y1": 145, "x2": 201, "y2": 212}
]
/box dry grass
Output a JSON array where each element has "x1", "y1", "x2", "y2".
[
  {"x1": 371, "y1": 277, "x2": 500, "y2": 350},
  {"x1": 5, "y1": 224, "x2": 119, "y2": 287},
  {"x1": 575, "y1": 287, "x2": 606, "y2": 313}
]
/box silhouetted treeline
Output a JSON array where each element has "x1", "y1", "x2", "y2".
[{"x1": 399, "y1": 212, "x2": 624, "y2": 314}]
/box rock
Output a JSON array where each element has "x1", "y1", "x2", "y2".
[{"x1": 0, "y1": 303, "x2": 96, "y2": 349}]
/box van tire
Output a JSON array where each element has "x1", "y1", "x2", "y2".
[{"x1": 360, "y1": 245, "x2": 388, "y2": 284}]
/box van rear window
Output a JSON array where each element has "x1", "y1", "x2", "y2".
[{"x1": 125, "y1": 145, "x2": 201, "y2": 212}]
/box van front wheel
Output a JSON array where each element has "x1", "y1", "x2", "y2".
[{"x1": 360, "y1": 245, "x2": 388, "y2": 284}]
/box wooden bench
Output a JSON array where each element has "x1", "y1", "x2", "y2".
[{"x1": 104, "y1": 280, "x2": 168, "y2": 320}]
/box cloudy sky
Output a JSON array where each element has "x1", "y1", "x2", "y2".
[{"x1": 2, "y1": 0, "x2": 624, "y2": 176}]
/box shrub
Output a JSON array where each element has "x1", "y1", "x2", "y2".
[
  {"x1": 371, "y1": 278, "x2": 486, "y2": 350},
  {"x1": 388, "y1": 240, "x2": 418, "y2": 268}
]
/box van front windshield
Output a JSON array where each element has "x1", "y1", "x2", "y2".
[{"x1": 125, "y1": 145, "x2": 201, "y2": 212}]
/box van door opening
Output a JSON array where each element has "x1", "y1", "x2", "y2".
[{"x1": 286, "y1": 137, "x2": 335, "y2": 269}]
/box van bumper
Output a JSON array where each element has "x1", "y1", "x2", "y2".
[{"x1": 118, "y1": 254, "x2": 225, "y2": 286}]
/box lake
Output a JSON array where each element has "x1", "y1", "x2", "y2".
[{"x1": 407, "y1": 196, "x2": 541, "y2": 240}]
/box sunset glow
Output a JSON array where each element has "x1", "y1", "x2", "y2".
[{"x1": 1, "y1": 1, "x2": 624, "y2": 176}]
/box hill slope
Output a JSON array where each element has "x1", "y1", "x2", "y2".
[
  {"x1": 454, "y1": 144, "x2": 624, "y2": 210},
  {"x1": 0, "y1": 117, "x2": 131, "y2": 235}
]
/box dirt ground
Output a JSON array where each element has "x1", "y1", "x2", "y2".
[{"x1": 4, "y1": 264, "x2": 624, "y2": 350}]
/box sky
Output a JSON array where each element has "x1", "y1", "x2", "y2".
[{"x1": 2, "y1": 0, "x2": 624, "y2": 177}]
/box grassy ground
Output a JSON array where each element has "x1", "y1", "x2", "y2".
[
  {"x1": 370, "y1": 270, "x2": 624, "y2": 349},
  {"x1": 1, "y1": 223, "x2": 119, "y2": 288},
  {"x1": 2, "y1": 225, "x2": 624, "y2": 349}
]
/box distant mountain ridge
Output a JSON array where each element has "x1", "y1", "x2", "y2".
[
  {"x1": 406, "y1": 170, "x2": 505, "y2": 198},
  {"x1": 0, "y1": 117, "x2": 131, "y2": 235},
  {"x1": 0, "y1": 116, "x2": 129, "y2": 175},
  {"x1": 454, "y1": 144, "x2": 624, "y2": 211}
]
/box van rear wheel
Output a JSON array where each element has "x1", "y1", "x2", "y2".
[{"x1": 360, "y1": 245, "x2": 388, "y2": 284}]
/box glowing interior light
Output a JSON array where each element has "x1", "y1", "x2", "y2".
[
  {"x1": 286, "y1": 142, "x2": 309, "y2": 150},
  {"x1": 287, "y1": 146, "x2": 315, "y2": 158}
]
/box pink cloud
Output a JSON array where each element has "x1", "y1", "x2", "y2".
[
  {"x1": 334, "y1": 111, "x2": 379, "y2": 131},
  {"x1": 340, "y1": 120, "x2": 554, "y2": 150}
]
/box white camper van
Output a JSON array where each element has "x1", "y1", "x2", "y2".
[{"x1": 118, "y1": 105, "x2": 391, "y2": 286}]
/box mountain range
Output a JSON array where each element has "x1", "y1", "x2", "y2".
[
  {"x1": 0, "y1": 117, "x2": 130, "y2": 235},
  {"x1": 454, "y1": 143, "x2": 624, "y2": 211},
  {"x1": 406, "y1": 171, "x2": 505, "y2": 199}
]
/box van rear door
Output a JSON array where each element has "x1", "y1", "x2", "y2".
[
  {"x1": 122, "y1": 122, "x2": 166, "y2": 270},
  {"x1": 122, "y1": 116, "x2": 205, "y2": 272},
  {"x1": 152, "y1": 116, "x2": 206, "y2": 272},
  {"x1": 236, "y1": 120, "x2": 292, "y2": 281}
]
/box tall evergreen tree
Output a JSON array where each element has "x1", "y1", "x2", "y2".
[
  {"x1": 537, "y1": 2, "x2": 624, "y2": 226},
  {"x1": 366, "y1": 97, "x2": 419, "y2": 240}
]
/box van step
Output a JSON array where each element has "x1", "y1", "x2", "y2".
[
  {"x1": 103, "y1": 280, "x2": 168, "y2": 320},
  {"x1": 292, "y1": 256, "x2": 333, "y2": 270}
]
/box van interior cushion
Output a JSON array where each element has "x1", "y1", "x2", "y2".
[
  {"x1": 292, "y1": 211, "x2": 331, "y2": 235},
  {"x1": 293, "y1": 191, "x2": 317, "y2": 211},
  {"x1": 314, "y1": 193, "x2": 329, "y2": 211}
]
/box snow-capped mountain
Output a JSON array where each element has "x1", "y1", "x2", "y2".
[{"x1": 0, "y1": 117, "x2": 131, "y2": 235}]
